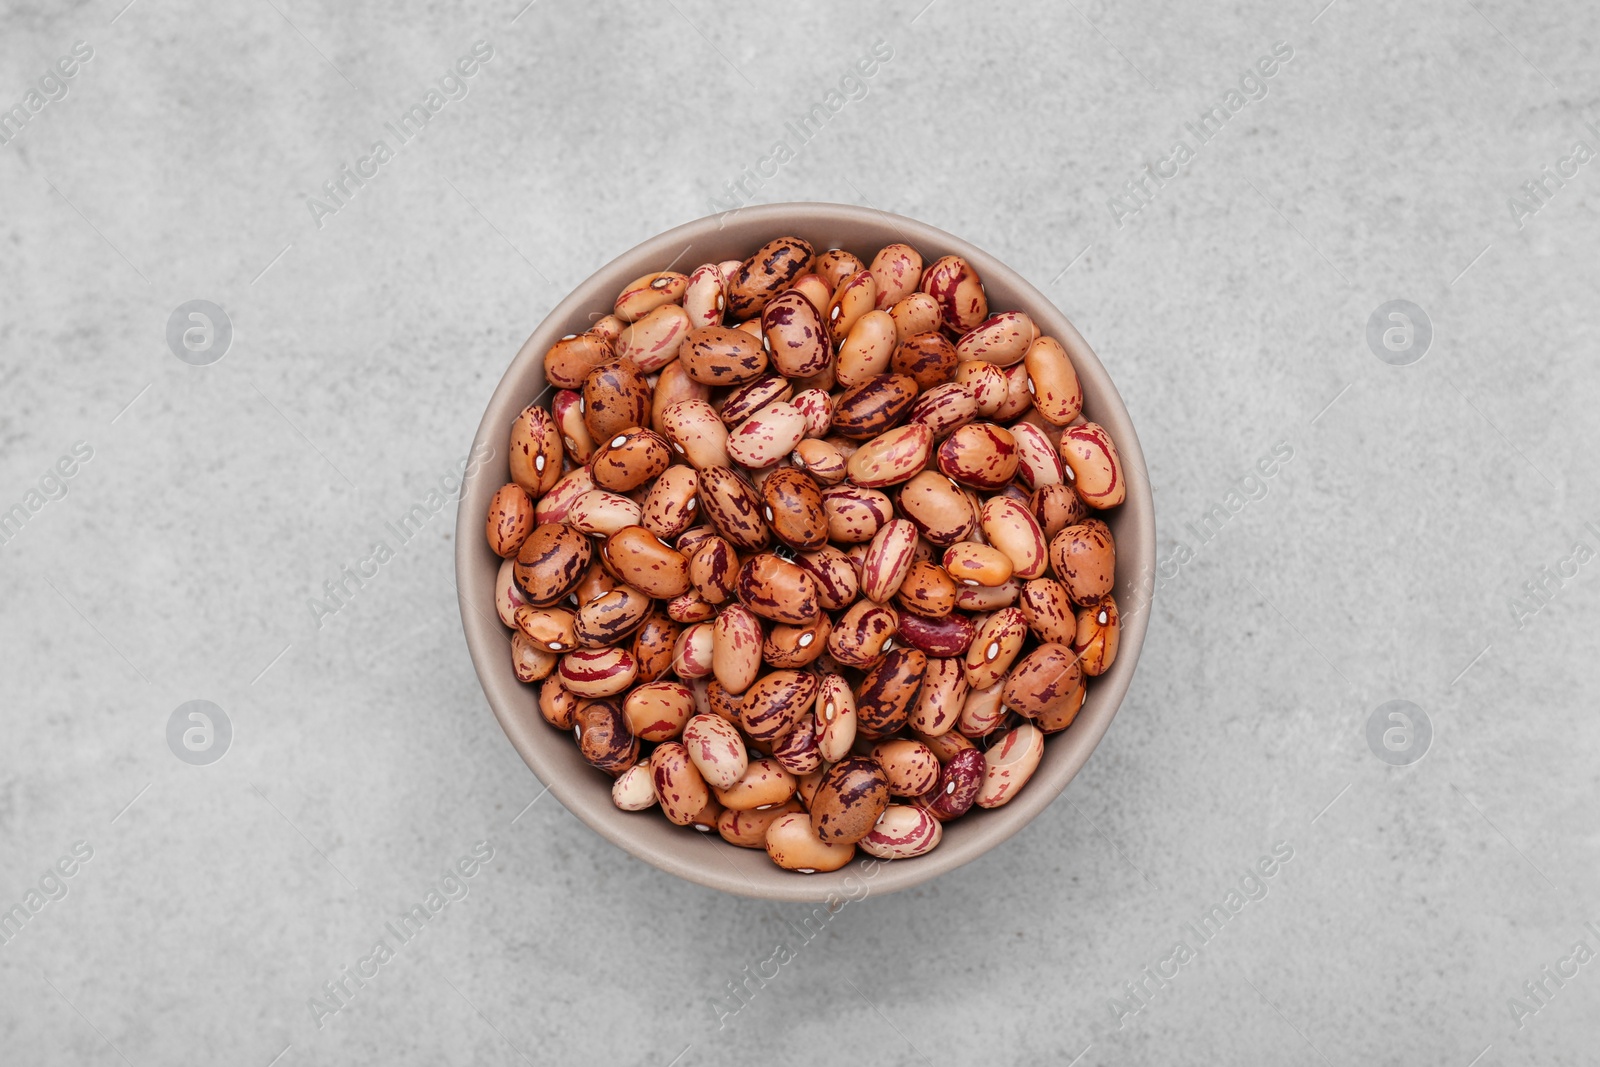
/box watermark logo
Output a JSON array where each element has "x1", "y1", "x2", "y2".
[
  {"x1": 167, "y1": 700, "x2": 232, "y2": 766},
  {"x1": 1365, "y1": 699, "x2": 1430, "y2": 766},
  {"x1": 166, "y1": 300, "x2": 233, "y2": 365},
  {"x1": 1366, "y1": 300, "x2": 1431, "y2": 366},
  {"x1": 0, "y1": 841, "x2": 94, "y2": 948}
]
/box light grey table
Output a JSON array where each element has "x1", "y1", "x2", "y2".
[{"x1": 3, "y1": 1, "x2": 1596, "y2": 1064}]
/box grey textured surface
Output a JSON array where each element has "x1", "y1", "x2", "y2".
[{"x1": 2, "y1": 1, "x2": 1597, "y2": 1064}]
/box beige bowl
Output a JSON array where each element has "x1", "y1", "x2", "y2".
[{"x1": 455, "y1": 203, "x2": 1154, "y2": 901}]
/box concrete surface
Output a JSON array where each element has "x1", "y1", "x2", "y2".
[{"x1": 2, "y1": 1, "x2": 1598, "y2": 1064}]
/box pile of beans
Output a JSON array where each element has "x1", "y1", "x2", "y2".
[{"x1": 486, "y1": 235, "x2": 1124, "y2": 874}]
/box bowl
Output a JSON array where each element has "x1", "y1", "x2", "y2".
[{"x1": 455, "y1": 202, "x2": 1154, "y2": 901}]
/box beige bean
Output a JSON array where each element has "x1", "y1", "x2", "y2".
[
  {"x1": 980, "y1": 496, "x2": 1049, "y2": 579},
  {"x1": 897, "y1": 470, "x2": 977, "y2": 546},
  {"x1": 787, "y1": 273, "x2": 832, "y2": 312},
  {"x1": 766, "y1": 811, "x2": 855, "y2": 872},
  {"x1": 951, "y1": 360, "x2": 1007, "y2": 417},
  {"x1": 614, "y1": 270, "x2": 688, "y2": 323},
  {"x1": 847, "y1": 423, "x2": 932, "y2": 490},
  {"x1": 660, "y1": 399, "x2": 730, "y2": 470},
  {"x1": 633, "y1": 611, "x2": 681, "y2": 684},
  {"x1": 1060, "y1": 422, "x2": 1126, "y2": 509},
  {"x1": 688, "y1": 535, "x2": 739, "y2": 604},
  {"x1": 890, "y1": 291, "x2": 942, "y2": 342},
  {"x1": 835, "y1": 310, "x2": 898, "y2": 388},
  {"x1": 650, "y1": 361, "x2": 710, "y2": 436},
  {"x1": 682, "y1": 713, "x2": 750, "y2": 790},
  {"x1": 510, "y1": 631, "x2": 557, "y2": 683},
  {"x1": 726, "y1": 400, "x2": 807, "y2": 469},
  {"x1": 1001, "y1": 642, "x2": 1084, "y2": 723},
  {"x1": 955, "y1": 311, "x2": 1035, "y2": 367},
  {"x1": 869, "y1": 243, "x2": 924, "y2": 310},
  {"x1": 821, "y1": 485, "x2": 895, "y2": 543},
  {"x1": 683, "y1": 263, "x2": 727, "y2": 328},
  {"x1": 787, "y1": 387, "x2": 832, "y2": 438},
  {"x1": 954, "y1": 576, "x2": 1021, "y2": 611},
  {"x1": 794, "y1": 544, "x2": 861, "y2": 610},
  {"x1": 994, "y1": 362, "x2": 1035, "y2": 422},
  {"x1": 762, "y1": 614, "x2": 831, "y2": 669},
  {"x1": 560, "y1": 646, "x2": 638, "y2": 697},
  {"x1": 1031, "y1": 482, "x2": 1088, "y2": 540},
  {"x1": 908, "y1": 381, "x2": 978, "y2": 438},
  {"x1": 860, "y1": 518, "x2": 920, "y2": 603},
  {"x1": 860, "y1": 805, "x2": 943, "y2": 860},
  {"x1": 920, "y1": 255, "x2": 987, "y2": 334},
  {"x1": 552, "y1": 389, "x2": 596, "y2": 465},
  {"x1": 496, "y1": 557, "x2": 529, "y2": 628},
  {"x1": 814, "y1": 674, "x2": 858, "y2": 762},
  {"x1": 566, "y1": 489, "x2": 644, "y2": 538},
  {"x1": 895, "y1": 560, "x2": 958, "y2": 619},
  {"x1": 711, "y1": 603, "x2": 764, "y2": 695},
  {"x1": 908, "y1": 655, "x2": 968, "y2": 737},
  {"x1": 671, "y1": 621, "x2": 715, "y2": 679},
  {"x1": 1011, "y1": 421, "x2": 1066, "y2": 490},
  {"x1": 612, "y1": 761, "x2": 657, "y2": 811},
  {"x1": 650, "y1": 741, "x2": 711, "y2": 825},
  {"x1": 976, "y1": 723, "x2": 1044, "y2": 808}
]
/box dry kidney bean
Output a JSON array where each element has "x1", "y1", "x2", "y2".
[{"x1": 491, "y1": 231, "x2": 1129, "y2": 874}]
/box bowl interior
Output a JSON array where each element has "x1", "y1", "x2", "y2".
[{"x1": 456, "y1": 202, "x2": 1154, "y2": 902}]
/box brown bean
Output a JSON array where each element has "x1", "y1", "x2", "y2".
[
  {"x1": 794, "y1": 544, "x2": 861, "y2": 610},
  {"x1": 614, "y1": 270, "x2": 689, "y2": 323},
  {"x1": 835, "y1": 310, "x2": 898, "y2": 388},
  {"x1": 855, "y1": 648, "x2": 927, "y2": 739},
  {"x1": 728, "y1": 236, "x2": 814, "y2": 318},
  {"x1": 870, "y1": 739, "x2": 940, "y2": 798},
  {"x1": 893, "y1": 331, "x2": 959, "y2": 389},
  {"x1": 810, "y1": 757, "x2": 890, "y2": 844},
  {"x1": 830, "y1": 373, "x2": 919, "y2": 440},
  {"x1": 1031, "y1": 482, "x2": 1088, "y2": 540},
  {"x1": 895, "y1": 560, "x2": 958, "y2": 619},
  {"x1": 683, "y1": 263, "x2": 727, "y2": 328},
  {"x1": 846, "y1": 422, "x2": 933, "y2": 489},
  {"x1": 1018, "y1": 578, "x2": 1077, "y2": 645},
  {"x1": 916, "y1": 747, "x2": 985, "y2": 820},
  {"x1": 736, "y1": 553, "x2": 821, "y2": 625},
  {"x1": 688, "y1": 535, "x2": 739, "y2": 604},
  {"x1": 508, "y1": 403, "x2": 564, "y2": 497},
  {"x1": 560, "y1": 646, "x2": 638, "y2": 697},
  {"x1": 908, "y1": 381, "x2": 978, "y2": 438},
  {"x1": 821, "y1": 485, "x2": 894, "y2": 543},
  {"x1": 827, "y1": 600, "x2": 900, "y2": 668},
  {"x1": 1002, "y1": 642, "x2": 1085, "y2": 723},
  {"x1": 681, "y1": 713, "x2": 749, "y2": 790},
  {"x1": 955, "y1": 311, "x2": 1035, "y2": 367},
  {"x1": 963, "y1": 607, "x2": 1029, "y2": 690},
  {"x1": 717, "y1": 799, "x2": 804, "y2": 849},
  {"x1": 772, "y1": 713, "x2": 823, "y2": 775},
  {"x1": 1074, "y1": 595, "x2": 1120, "y2": 675},
  {"x1": 1050, "y1": 519, "x2": 1116, "y2": 604},
  {"x1": 814, "y1": 248, "x2": 866, "y2": 289},
  {"x1": 717, "y1": 376, "x2": 793, "y2": 426},
  {"x1": 908, "y1": 655, "x2": 968, "y2": 737},
  {"x1": 758, "y1": 468, "x2": 827, "y2": 550},
  {"x1": 600, "y1": 525, "x2": 690, "y2": 599},
  {"x1": 826, "y1": 269, "x2": 877, "y2": 345},
  {"x1": 791, "y1": 438, "x2": 848, "y2": 484},
  {"x1": 726, "y1": 401, "x2": 807, "y2": 469},
  {"x1": 698, "y1": 466, "x2": 771, "y2": 551},
  {"x1": 574, "y1": 700, "x2": 638, "y2": 774},
  {"x1": 897, "y1": 470, "x2": 977, "y2": 546},
  {"x1": 737, "y1": 671, "x2": 817, "y2": 743},
  {"x1": 590, "y1": 427, "x2": 671, "y2": 492},
  {"x1": 486, "y1": 483, "x2": 534, "y2": 558},
  {"x1": 761, "y1": 289, "x2": 831, "y2": 378},
  {"x1": 514, "y1": 523, "x2": 592, "y2": 606},
  {"x1": 859, "y1": 518, "x2": 919, "y2": 603},
  {"x1": 581, "y1": 360, "x2": 651, "y2": 441},
  {"x1": 640, "y1": 465, "x2": 699, "y2": 541},
  {"x1": 980, "y1": 496, "x2": 1049, "y2": 580},
  {"x1": 543, "y1": 332, "x2": 614, "y2": 390},
  {"x1": 514, "y1": 605, "x2": 578, "y2": 653},
  {"x1": 510, "y1": 631, "x2": 557, "y2": 682},
  {"x1": 679, "y1": 325, "x2": 769, "y2": 386},
  {"x1": 942, "y1": 541, "x2": 1015, "y2": 588}
]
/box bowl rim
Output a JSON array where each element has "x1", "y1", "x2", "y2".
[{"x1": 455, "y1": 201, "x2": 1155, "y2": 902}]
